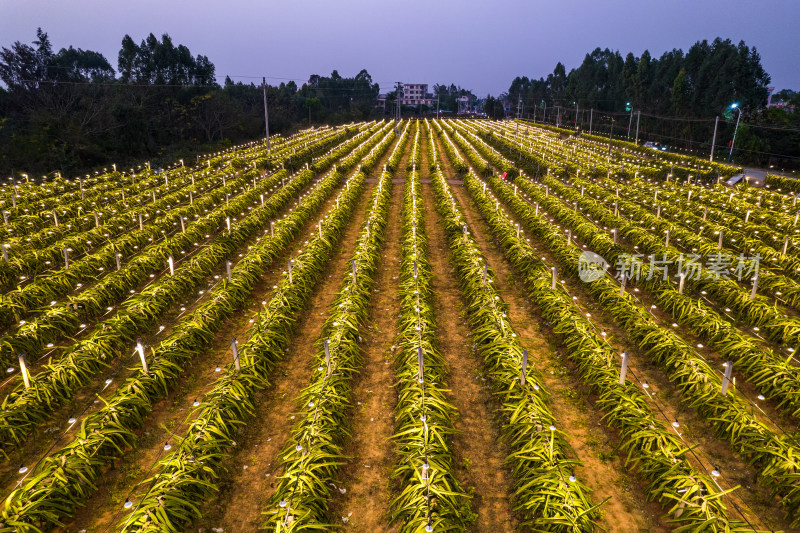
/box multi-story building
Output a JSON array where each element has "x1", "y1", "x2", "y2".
[{"x1": 402, "y1": 83, "x2": 435, "y2": 107}]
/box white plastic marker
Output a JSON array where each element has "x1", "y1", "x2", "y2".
[
  {"x1": 679, "y1": 273, "x2": 686, "y2": 294},
  {"x1": 232, "y1": 338, "x2": 240, "y2": 371},
  {"x1": 417, "y1": 346, "x2": 424, "y2": 383},
  {"x1": 115, "y1": 252, "x2": 121, "y2": 270},
  {"x1": 324, "y1": 339, "x2": 331, "y2": 375},
  {"x1": 520, "y1": 350, "x2": 528, "y2": 386},
  {"x1": 167, "y1": 255, "x2": 174, "y2": 275},
  {"x1": 718, "y1": 230, "x2": 723, "y2": 249},
  {"x1": 94, "y1": 211, "x2": 100, "y2": 228},
  {"x1": 665, "y1": 229, "x2": 670, "y2": 248},
  {"x1": 750, "y1": 275, "x2": 759, "y2": 300},
  {"x1": 721, "y1": 361, "x2": 733, "y2": 395},
  {"x1": 53, "y1": 210, "x2": 59, "y2": 227},
  {"x1": 18, "y1": 353, "x2": 30, "y2": 388},
  {"x1": 136, "y1": 338, "x2": 148, "y2": 373},
  {"x1": 63, "y1": 247, "x2": 70, "y2": 268},
  {"x1": 551, "y1": 266, "x2": 557, "y2": 290},
  {"x1": 619, "y1": 352, "x2": 629, "y2": 385},
  {"x1": 139, "y1": 213, "x2": 143, "y2": 231},
  {"x1": 180, "y1": 216, "x2": 185, "y2": 233}
]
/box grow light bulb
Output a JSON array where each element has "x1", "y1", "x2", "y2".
[
  {"x1": 18, "y1": 465, "x2": 28, "y2": 474},
  {"x1": 279, "y1": 500, "x2": 287, "y2": 508},
  {"x1": 124, "y1": 498, "x2": 133, "y2": 509},
  {"x1": 6, "y1": 367, "x2": 14, "y2": 373},
  {"x1": 757, "y1": 394, "x2": 765, "y2": 400},
  {"x1": 642, "y1": 381, "x2": 650, "y2": 389},
  {"x1": 68, "y1": 416, "x2": 77, "y2": 424},
  {"x1": 163, "y1": 442, "x2": 172, "y2": 451},
  {"x1": 295, "y1": 445, "x2": 303, "y2": 452},
  {"x1": 105, "y1": 378, "x2": 112, "y2": 385},
  {"x1": 711, "y1": 467, "x2": 720, "y2": 477},
  {"x1": 215, "y1": 364, "x2": 221, "y2": 372},
  {"x1": 672, "y1": 420, "x2": 680, "y2": 428},
  {"x1": 193, "y1": 399, "x2": 200, "y2": 407},
  {"x1": 549, "y1": 425, "x2": 556, "y2": 431},
  {"x1": 568, "y1": 472, "x2": 577, "y2": 483}
]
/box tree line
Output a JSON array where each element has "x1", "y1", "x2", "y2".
[
  {"x1": 505, "y1": 38, "x2": 799, "y2": 169},
  {"x1": 0, "y1": 29, "x2": 391, "y2": 176}
]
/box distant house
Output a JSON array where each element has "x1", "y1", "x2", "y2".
[
  {"x1": 377, "y1": 93, "x2": 389, "y2": 112},
  {"x1": 457, "y1": 95, "x2": 474, "y2": 114},
  {"x1": 402, "y1": 83, "x2": 435, "y2": 107}
]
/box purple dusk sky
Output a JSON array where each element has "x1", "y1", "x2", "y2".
[{"x1": 2, "y1": 0, "x2": 798, "y2": 95}]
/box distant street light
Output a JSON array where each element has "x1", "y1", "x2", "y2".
[{"x1": 728, "y1": 103, "x2": 742, "y2": 162}]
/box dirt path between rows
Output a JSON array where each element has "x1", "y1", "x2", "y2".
[
  {"x1": 326, "y1": 167, "x2": 405, "y2": 532},
  {"x1": 433, "y1": 124, "x2": 669, "y2": 532},
  {"x1": 61, "y1": 170, "x2": 373, "y2": 532}
]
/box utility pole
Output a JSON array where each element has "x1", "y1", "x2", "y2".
[
  {"x1": 395, "y1": 82, "x2": 403, "y2": 125},
  {"x1": 728, "y1": 106, "x2": 742, "y2": 162},
  {"x1": 709, "y1": 115, "x2": 719, "y2": 161},
  {"x1": 608, "y1": 118, "x2": 615, "y2": 156},
  {"x1": 627, "y1": 108, "x2": 633, "y2": 140},
  {"x1": 262, "y1": 77, "x2": 270, "y2": 155},
  {"x1": 634, "y1": 110, "x2": 641, "y2": 144}
]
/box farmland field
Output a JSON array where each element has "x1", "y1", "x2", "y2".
[{"x1": 2, "y1": 118, "x2": 800, "y2": 532}]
